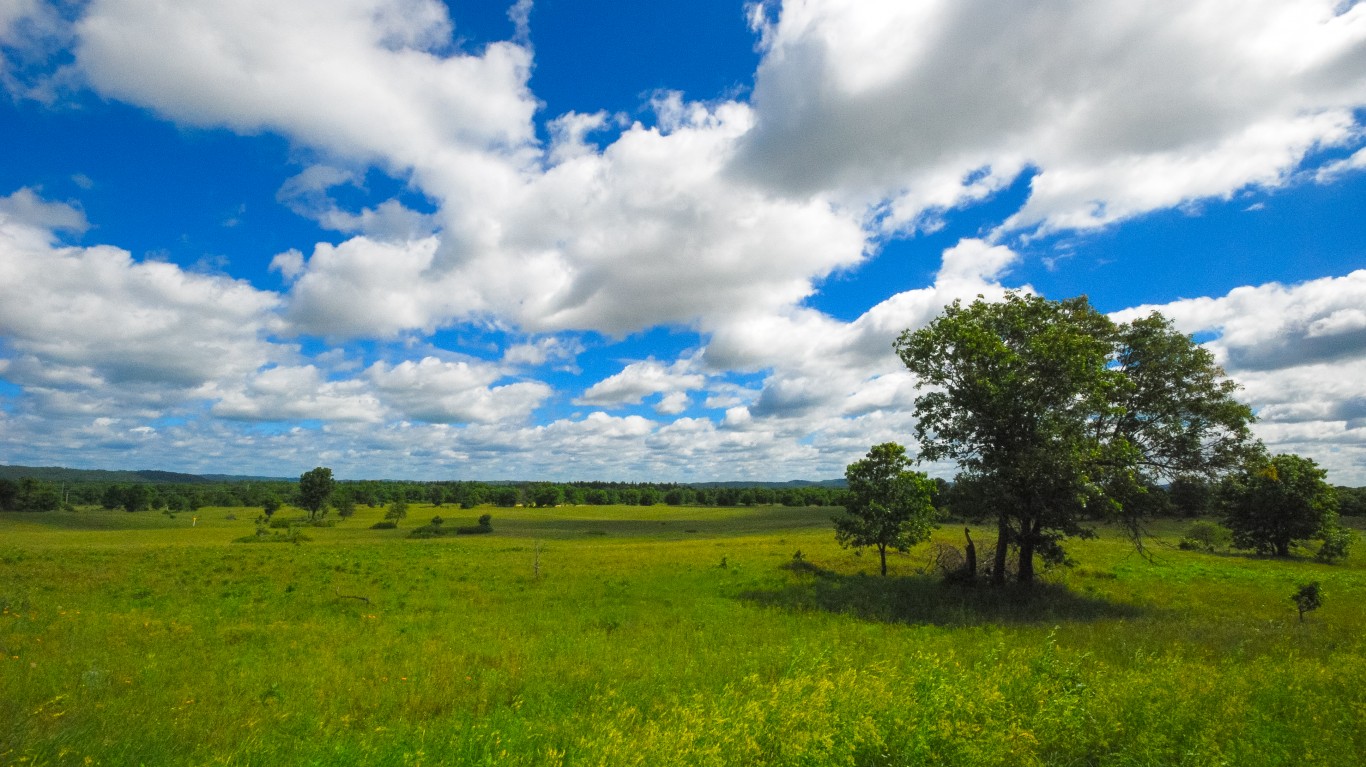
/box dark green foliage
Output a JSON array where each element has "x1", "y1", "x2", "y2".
[
  {"x1": 118, "y1": 484, "x2": 152, "y2": 512},
  {"x1": 1221, "y1": 454, "x2": 1338, "y2": 557},
  {"x1": 456, "y1": 514, "x2": 494, "y2": 535},
  {"x1": 533, "y1": 484, "x2": 565, "y2": 507},
  {"x1": 408, "y1": 516, "x2": 447, "y2": 539},
  {"x1": 1292, "y1": 582, "x2": 1322, "y2": 622},
  {"x1": 897, "y1": 292, "x2": 1256, "y2": 584},
  {"x1": 370, "y1": 520, "x2": 398, "y2": 530},
  {"x1": 298, "y1": 467, "x2": 335, "y2": 522},
  {"x1": 332, "y1": 490, "x2": 356, "y2": 518},
  {"x1": 835, "y1": 443, "x2": 937, "y2": 576},
  {"x1": 1336, "y1": 486, "x2": 1366, "y2": 516},
  {"x1": 1168, "y1": 476, "x2": 1214, "y2": 517},
  {"x1": 0, "y1": 478, "x2": 61, "y2": 512}
]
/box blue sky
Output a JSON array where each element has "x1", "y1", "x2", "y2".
[{"x1": 1, "y1": 1, "x2": 1365, "y2": 483}]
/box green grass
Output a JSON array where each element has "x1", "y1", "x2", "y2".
[{"x1": 2, "y1": 505, "x2": 1363, "y2": 766}]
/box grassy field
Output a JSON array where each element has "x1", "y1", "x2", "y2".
[{"x1": 2, "y1": 504, "x2": 1363, "y2": 766}]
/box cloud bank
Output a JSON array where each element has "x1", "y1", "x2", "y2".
[{"x1": 1, "y1": 0, "x2": 1364, "y2": 482}]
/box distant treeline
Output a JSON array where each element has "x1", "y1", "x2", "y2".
[
  {"x1": 0, "y1": 476, "x2": 851, "y2": 513},
  {"x1": 2, "y1": 470, "x2": 1364, "y2": 517}
]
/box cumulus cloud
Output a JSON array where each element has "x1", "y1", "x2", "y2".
[
  {"x1": 1112, "y1": 270, "x2": 1366, "y2": 480},
  {"x1": 367, "y1": 356, "x2": 552, "y2": 424},
  {"x1": 75, "y1": 0, "x2": 538, "y2": 168},
  {"x1": 0, "y1": 190, "x2": 284, "y2": 407},
  {"x1": 1114, "y1": 270, "x2": 1366, "y2": 372},
  {"x1": 211, "y1": 365, "x2": 382, "y2": 422},
  {"x1": 575, "y1": 357, "x2": 706, "y2": 408},
  {"x1": 740, "y1": 0, "x2": 1366, "y2": 234}
]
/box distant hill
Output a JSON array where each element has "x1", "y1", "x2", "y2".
[
  {"x1": 687, "y1": 479, "x2": 847, "y2": 489},
  {"x1": 0, "y1": 465, "x2": 289, "y2": 484}
]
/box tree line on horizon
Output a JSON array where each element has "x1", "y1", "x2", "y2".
[{"x1": 0, "y1": 475, "x2": 855, "y2": 514}]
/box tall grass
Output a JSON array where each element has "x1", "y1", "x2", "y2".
[{"x1": 2, "y1": 504, "x2": 1362, "y2": 765}]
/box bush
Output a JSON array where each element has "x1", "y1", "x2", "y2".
[
  {"x1": 1315, "y1": 524, "x2": 1354, "y2": 564},
  {"x1": 1178, "y1": 520, "x2": 1233, "y2": 552},
  {"x1": 408, "y1": 516, "x2": 447, "y2": 539},
  {"x1": 234, "y1": 528, "x2": 311, "y2": 545},
  {"x1": 455, "y1": 514, "x2": 494, "y2": 535},
  {"x1": 370, "y1": 520, "x2": 397, "y2": 530}
]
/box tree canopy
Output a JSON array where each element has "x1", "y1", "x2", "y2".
[
  {"x1": 298, "y1": 467, "x2": 335, "y2": 522},
  {"x1": 1220, "y1": 453, "x2": 1338, "y2": 556},
  {"x1": 835, "y1": 442, "x2": 938, "y2": 576},
  {"x1": 896, "y1": 292, "x2": 1256, "y2": 584}
]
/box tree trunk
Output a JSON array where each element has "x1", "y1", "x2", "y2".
[
  {"x1": 1017, "y1": 535, "x2": 1035, "y2": 584},
  {"x1": 1276, "y1": 540, "x2": 1289, "y2": 557},
  {"x1": 878, "y1": 544, "x2": 888, "y2": 576},
  {"x1": 991, "y1": 515, "x2": 1009, "y2": 586},
  {"x1": 964, "y1": 527, "x2": 977, "y2": 581}
]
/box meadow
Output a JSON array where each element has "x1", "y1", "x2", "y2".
[{"x1": 2, "y1": 503, "x2": 1363, "y2": 766}]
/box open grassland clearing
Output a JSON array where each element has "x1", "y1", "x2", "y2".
[{"x1": 2, "y1": 504, "x2": 1364, "y2": 766}]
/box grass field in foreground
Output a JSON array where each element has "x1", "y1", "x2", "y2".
[{"x1": 2, "y1": 504, "x2": 1364, "y2": 766}]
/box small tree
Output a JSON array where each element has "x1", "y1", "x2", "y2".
[
  {"x1": 1292, "y1": 582, "x2": 1322, "y2": 622},
  {"x1": 385, "y1": 498, "x2": 409, "y2": 522},
  {"x1": 332, "y1": 491, "x2": 356, "y2": 518},
  {"x1": 1221, "y1": 454, "x2": 1338, "y2": 556},
  {"x1": 298, "y1": 467, "x2": 335, "y2": 523},
  {"x1": 262, "y1": 495, "x2": 281, "y2": 518},
  {"x1": 835, "y1": 442, "x2": 938, "y2": 576}
]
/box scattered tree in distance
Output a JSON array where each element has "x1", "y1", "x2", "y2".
[{"x1": 298, "y1": 467, "x2": 335, "y2": 523}]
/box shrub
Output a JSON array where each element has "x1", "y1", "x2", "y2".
[
  {"x1": 1315, "y1": 523, "x2": 1354, "y2": 564},
  {"x1": 370, "y1": 521, "x2": 397, "y2": 530},
  {"x1": 455, "y1": 514, "x2": 494, "y2": 535},
  {"x1": 234, "y1": 528, "x2": 311, "y2": 545},
  {"x1": 408, "y1": 516, "x2": 447, "y2": 539},
  {"x1": 1178, "y1": 520, "x2": 1233, "y2": 552}
]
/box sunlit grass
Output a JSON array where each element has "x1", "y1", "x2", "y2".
[{"x1": 2, "y1": 504, "x2": 1362, "y2": 765}]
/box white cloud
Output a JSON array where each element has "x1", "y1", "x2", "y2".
[
  {"x1": 1316, "y1": 146, "x2": 1366, "y2": 183},
  {"x1": 0, "y1": 0, "x2": 71, "y2": 99},
  {"x1": 576, "y1": 357, "x2": 706, "y2": 408},
  {"x1": 367, "y1": 356, "x2": 551, "y2": 424},
  {"x1": 655, "y1": 391, "x2": 691, "y2": 415},
  {"x1": 0, "y1": 190, "x2": 283, "y2": 403},
  {"x1": 211, "y1": 365, "x2": 382, "y2": 422},
  {"x1": 76, "y1": 0, "x2": 538, "y2": 169},
  {"x1": 1111, "y1": 270, "x2": 1366, "y2": 481},
  {"x1": 0, "y1": 187, "x2": 88, "y2": 235},
  {"x1": 1114, "y1": 270, "x2": 1366, "y2": 371},
  {"x1": 502, "y1": 336, "x2": 584, "y2": 368},
  {"x1": 740, "y1": 0, "x2": 1366, "y2": 234}
]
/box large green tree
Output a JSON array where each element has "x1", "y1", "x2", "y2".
[
  {"x1": 896, "y1": 292, "x2": 1256, "y2": 584},
  {"x1": 298, "y1": 467, "x2": 335, "y2": 522},
  {"x1": 1220, "y1": 453, "x2": 1338, "y2": 556},
  {"x1": 835, "y1": 442, "x2": 938, "y2": 576}
]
